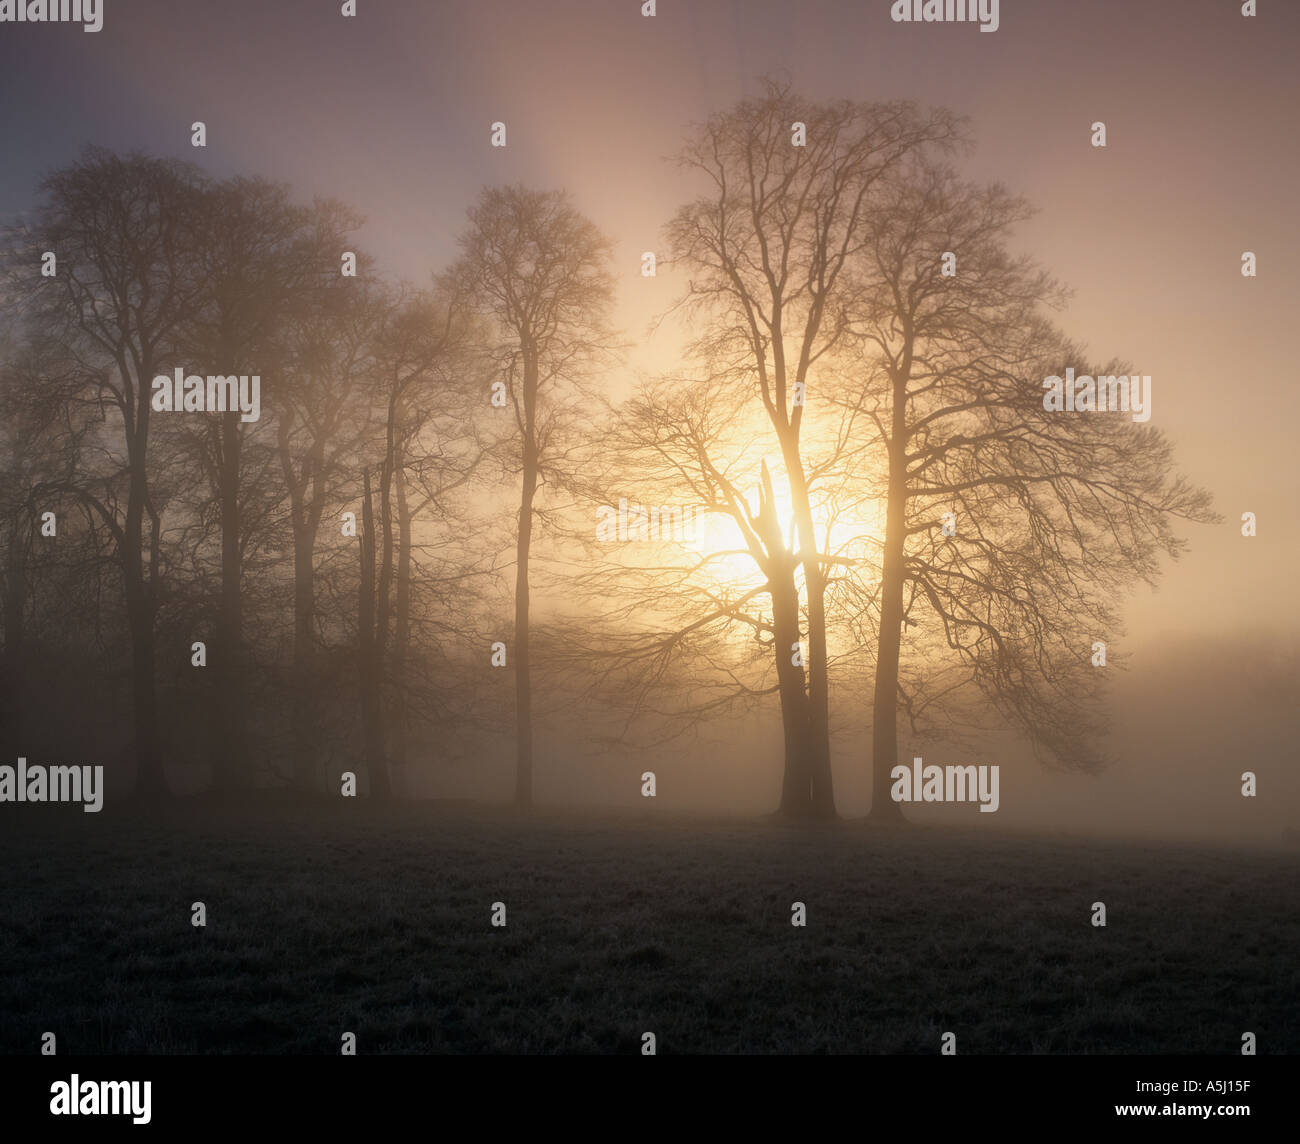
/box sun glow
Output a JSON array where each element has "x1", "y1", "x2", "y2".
[{"x1": 683, "y1": 457, "x2": 885, "y2": 606}]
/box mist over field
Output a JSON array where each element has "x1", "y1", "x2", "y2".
[
  {"x1": 0, "y1": 1, "x2": 1296, "y2": 1097},
  {"x1": 85, "y1": 625, "x2": 1284, "y2": 851}
]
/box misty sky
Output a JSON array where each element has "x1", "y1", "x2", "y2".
[{"x1": 2, "y1": 0, "x2": 1296, "y2": 837}]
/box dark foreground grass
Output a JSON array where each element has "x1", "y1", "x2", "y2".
[{"x1": 1, "y1": 800, "x2": 1296, "y2": 1054}]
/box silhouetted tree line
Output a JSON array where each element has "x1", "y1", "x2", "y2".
[{"x1": 0, "y1": 81, "x2": 1215, "y2": 816}]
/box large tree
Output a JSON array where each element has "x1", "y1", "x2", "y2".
[
  {"x1": 8, "y1": 149, "x2": 211, "y2": 797},
  {"x1": 665, "y1": 79, "x2": 961, "y2": 816},
  {"x1": 552, "y1": 373, "x2": 873, "y2": 818},
  {"x1": 848, "y1": 160, "x2": 1217, "y2": 820}
]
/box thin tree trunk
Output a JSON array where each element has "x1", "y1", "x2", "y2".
[
  {"x1": 375, "y1": 410, "x2": 396, "y2": 788},
  {"x1": 125, "y1": 409, "x2": 166, "y2": 799},
  {"x1": 869, "y1": 363, "x2": 910, "y2": 824},
  {"x1": 805, "y1": 581, "x2": 835, "y2": 816},
  {"x1": 215, "y1": 408, "x2": 248, "y2": 792},
  {"x1": 291, "y1": 527, "x2": 318, "y2": 791},
  {"x1": 514, "y1": 350, "x2": 538, "y2": 807},
  {"x1": 284, "y1": 426, "x2": 326, "y2": 794},
  {"x1": 390, "y1": 459, "x2": 412, "y2": 795},
  {"x1": 359, "y1": 471, "x2": 390, "y2": 799}
]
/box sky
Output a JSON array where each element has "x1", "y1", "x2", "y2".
[{"x1": 2, "y1": 0, "x2": 1296, "y2": 837}]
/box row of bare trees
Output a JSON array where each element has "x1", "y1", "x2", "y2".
[{"x1": 0, "y1": 81, "x2": 1215, "y2": 816}]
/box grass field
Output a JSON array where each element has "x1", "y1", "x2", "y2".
[{"x1": 1, "y1": 800, "x2": 1296, "y2": 1054}]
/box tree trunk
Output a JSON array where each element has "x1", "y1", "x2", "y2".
[
  {"x1": 805, "y1": 581, "x2": 835, "y2": 817},
  {"x1": 514, "y1": 349, "x2": 538, "y2": 807},
  {"x1": 286, "y1": 429, "x2": 326, "y2": 794},
  {"x1": 782, "y1": 445, "x2": 836, "y2": 818},
  {"x1": 215, "y1": 408, "x2": 249, "y2": 792},
  {"x1": 359, "y1": 471, "x2": 390, "y2": 799},
  {"x1": 291, "y1": 526, "x2": 318, "y2": 792},
  {"x1": 869, "y1": 365, "x2": 910, "y2": 824},
  {"x1": 375, "y1": 409, "x2": 397, "y2": 792},
  {"x1": 771, "y1": 567, "x2": 814, "y2": 816},
  {"x1": 390, "y1": 459, "x2": 412, "y2": 796},
  {"x1": 125, "y1": 413, "x2": 166, "y2": 799}
]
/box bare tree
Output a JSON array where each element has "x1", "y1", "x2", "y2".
[
  {"x1": 665, "y1": 78, "x2": 962, "y2": 816},
  {"x1": 446, "y1": 185, "x2": 617, "y2": 807},
  {"x1": 348, "y1": 285, "x2": 484, "y2": 798},
  {"x1": 0, "y1": 330, "x2": 75, "y2": 745},
  {"x1": 848, "y1": 160, "x2": 1217, "y2": 820},
  {"x1": 277, "y1": 268, "x2": 377, "y2": 792},
  {"x1": 553, "y1": 375, "x2": 844, "y2": 816},
  {"x1": 175, "y1": 180, "x2": 355, "y2": 792},
  {"x1": 5, "y1": 149, "x2": 210, "y2": 797},
  {"x1": 383, "y1": 303, "x2": 487, "y2": 793}
]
